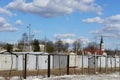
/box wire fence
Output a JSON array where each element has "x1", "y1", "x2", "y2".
[{"x1": 0, "y1": 51, "x2": 120, "y2": 79}]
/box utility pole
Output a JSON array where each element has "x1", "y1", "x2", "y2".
[
  {"x1": 27, "y1": 24, "x2": 34, "y2": 52},
  {"x1": 27, "y1": 24, "x2": 31, "y2": 52}
]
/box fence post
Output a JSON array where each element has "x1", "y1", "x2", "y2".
[
  {"x1": 119, "y1": 55, "x2": 120, "y2": 75},
  {"x1": 36, "y1": 55, "x2": 38, "y2": 70},
  {"x1": 88, "y1": 57, "x2": 90, "y2": 74},
  {"x1": 115, "y1": 57, "x2": 116, "y2": 72},
  {"x1": 105, "y1": 56, "x2": 108, "y2": 73},
  {"x1": 94, "y1": 53, "x2": 97, "y2": 74},
  {"x1": 100, "y1": 56, "x2": 101, "y2": 73},
  {"x1": 67, "y1": 55, "x2": 70, "y2": 75},
  {"x1": 110, "y1": 57, "x2": 112, "y2": 72},
  {"x1": 48, "y1": 54, "x2": 51, "y2": 77},
  {"x1": 23, "y1": 54, "x2": 27, "y2": 79},
  {"x1": 82, "y1": 51, "x2": 84, "y2": 74},
  {"x1": 59, "y1": 55, "x2": 61, "y2": 75},
  {"x1": 16, "y1": 56, "x2": 18, "y2": 70}
]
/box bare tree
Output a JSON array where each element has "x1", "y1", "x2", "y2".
[
  {"x1": 54, "y1": 39, "x2": 64, "y2": 52},
  {"x1": 63, "y1": 42, "x2": 69, "y2": 52},
  {"x1": 73, "y1": 39, "x2": 82, "y2": 53},
  {"x1": 85, "y1": 42, "x2": 99, "y2": 53}
]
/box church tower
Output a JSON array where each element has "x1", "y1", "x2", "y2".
[{"x1": 100, "y1": 36, "x2": 104, "y2": 51}]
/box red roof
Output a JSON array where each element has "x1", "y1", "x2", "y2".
[
  {"x1": 85, "y1": 48, "x2": 103, "y2": 55},
  {"x1": 96, "y1": 49, "x2": 104, "y2": 55}
]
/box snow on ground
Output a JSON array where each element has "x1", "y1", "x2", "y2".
[
  {"x1": 41, "y1": 74, "x2": 120, "y2": 80},
  {"x1": 0, "y1": 72, "x2": 120, "y2": 80},
  {"x1": 28, "y1": 72, "x2": 120, "y2": 80}
]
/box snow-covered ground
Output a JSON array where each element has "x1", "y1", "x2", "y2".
[
  {"x1": 40, "y1": 73, "x2": 120, "y2": 80},
  {"x1": 2, "y1": 72, "x2": 119, "y2": 80}
]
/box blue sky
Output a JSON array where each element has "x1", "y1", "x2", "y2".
[{"x1": 0, "y1": 0, "x2": 120, "y2": 49}]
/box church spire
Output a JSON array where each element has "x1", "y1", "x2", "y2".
[
  {"x1": 100, "y1": 36, "x2": 104, "y2": 51},
  {"x1": 100, "y1": 36, "x2": 103, "y2": 44}
]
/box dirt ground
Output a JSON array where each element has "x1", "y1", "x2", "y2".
[{"x1": 0, "y1": 68, "x2": 119, "y2": 78}]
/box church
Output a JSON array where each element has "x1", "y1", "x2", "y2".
[{"x1": 85, "y1": 36, "x2": 107, "y2": 55}]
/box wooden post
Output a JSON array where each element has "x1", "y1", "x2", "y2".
[
  {"x1": 94, "y1": 53, "x2": 97, "y2": 74},
  {"x1": 67, "y1": 55, "x2": 70, "y2": 75},
  {"x1": 53, "y1": 55, "x2": 54, "y2": 69},
  {"x1": 100, "y1": 56, "x2": 101, "y2": 73},
  {"x1": 36, "y1": 55, "x2": 38, "y2": 70},
  {"x1": 88, "y1": 57, "x2": 90, "y2": 74},
  {"x1": 82, "y1": 51, "x2": 84, "y2": 74},
  {"x1": 22, "y1": 55, "x2": 25, "y2": 76},
  {"x1": 74, "y1": 54, "x2": 76, "y2": 74},
  {"x1": 23, "y1": 54, "x2": 27, "y2": 79},
  {"x1": 110, "y1": 57, "x2": 112, "y2": 72},
  {"x1": 16, "y1": 56, "x2": 18, "y2": 70},
  {"x1": 115, "y1": 57, "x2": 116, "y2": 72},
  {"x1": 59, "y1": 55, "x2": 61, "y2": 75},
  {"x1": 119, "y1": 55, "x2": 120, "y2": 75},
  {"x1": 48, "y1": 54, "x2": 51, "y2": 77},
  {"x1": 105, "y1": 56, "x2": 108, "y2": 73}
]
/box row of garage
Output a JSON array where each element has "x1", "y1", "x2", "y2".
[{"x1": 0, "y1": 52, "x2": 119, "y2": 70}]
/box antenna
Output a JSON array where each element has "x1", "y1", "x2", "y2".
[{"x1": 27, "y1": 24, "x2": 34, "y2": 52}]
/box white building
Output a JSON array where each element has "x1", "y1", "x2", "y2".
[{"x1": 39, "y1": 44, "x2": 45, "y2": 52}]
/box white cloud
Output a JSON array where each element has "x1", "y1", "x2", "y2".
[
  {"x1": 77, "y1": 37, "x2": 90, "y2": 44},
  {"x1": 82, "y1": 17, "x2": 104, "y2": 23},
  {"x1": 0, "y1": 17, "x2": 6, "y2": 24},
  {"x1": 0, "y1": 17, "x2": 18, "y2": 32},
  {"x1": 54, "y1": 33, "x2": 76, "y2": 39},
  {"x1": 33, "y1": 0, "x2": 49, "y2": 7},
  {"x1": 82, "y1": 0, "x2": 94, "y2": 3},
  {"x1": 61, "y1": 37, "x2": 89, "y2": 44},
  {"x1": 15, "y1": 20, "x2": 23, "y2": 26},
  {"x1": 54, "y1": 33, "x2": 89, "y2": 44},
  {"x1": 84, "y1": 14, "x2": 120, "y2": 38},
  {"x1": 54, "y1": 33, "x2": 76, "y2": 44},
  {"x1": 62, "y1": 38, "x2": 75, "y2": 44},
  {"x1": 5, "y1": 0, "x2": 102, "y2": 17},
  {"x1": 0, "y1": 8, "x2": 12, "y2": 16}
]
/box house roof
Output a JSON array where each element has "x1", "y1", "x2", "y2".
[{"x1": 85, "y1": 48, "x2": 104, "y2": 55}]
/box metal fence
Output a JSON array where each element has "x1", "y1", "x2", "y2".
[{"x1": 0, "y1": 51, "x2": 120, "y2": 79}]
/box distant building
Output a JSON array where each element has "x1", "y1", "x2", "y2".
[
  {"x1": 85, "y1": 36, "x2": 107, "y2": 55},
  {"x1": 0, "y1": 47, "x2": 1, "y2": 51},
  {"x1": 39, "y1": 44, "x2": 45, "y2": 52},
  {"x1": 13, "y1": 47, "x2": 20, "y2": 51},
  {"x1": 0, "y1": 47, "x2": 4, "y2": 51}
]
